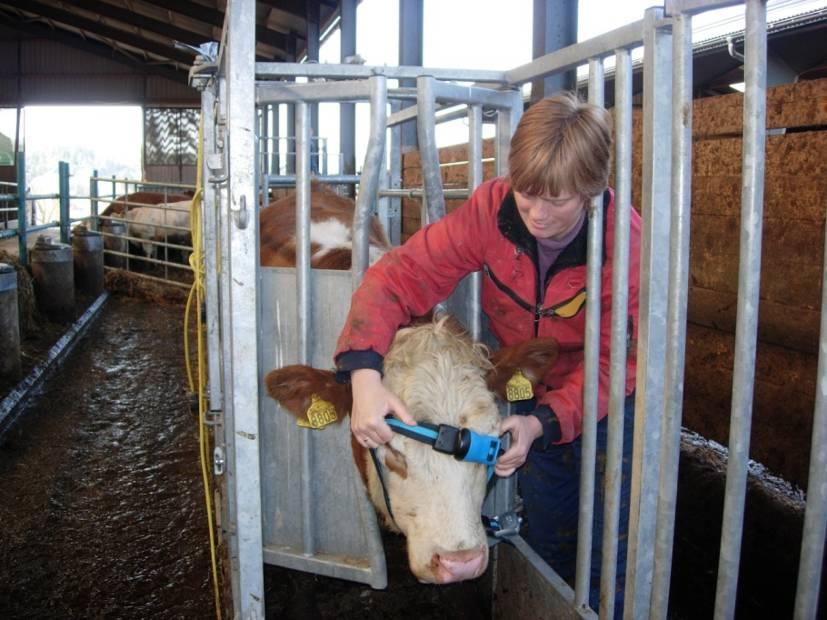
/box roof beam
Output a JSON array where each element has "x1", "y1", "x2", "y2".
[
  {"x1": 0, "y1": 0, "x2": 193, "y2": 65},
  {"x1": 136, "y1": 0, "x2": 299, "y2": 49},
  {"x1": 0, "y1": 11, "x2": 188, "y2": 86},
  {"x1": 69, "y1": 0, "x2": 212, "y2": 47}
]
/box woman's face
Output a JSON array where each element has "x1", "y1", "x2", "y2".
[{"x1": 513, "y1": 191, "x2": 586, "y2": 240}]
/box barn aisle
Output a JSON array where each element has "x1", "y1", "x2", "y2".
[{"x1": 0, "y1": 296, "x2": 212, "y2": 618}]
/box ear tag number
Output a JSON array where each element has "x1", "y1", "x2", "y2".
[
  {"x1": 505, "y1": 370, "x2": 534, "y2": 402},
  {"x1": 297, "y1": 394, "x2": 338, "y2": 429}
]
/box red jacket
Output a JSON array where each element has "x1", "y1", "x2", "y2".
[{"x1": 335, "y1": 177, "x2": 641, "y2": 444}]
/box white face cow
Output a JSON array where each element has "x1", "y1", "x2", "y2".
[{"x1": 265, "y1": 315, "x2": 558, "y2": 584}]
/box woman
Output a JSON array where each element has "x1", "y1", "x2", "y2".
[{"x1": 334, "y1": 91, "x2": 640, "y2": 614}]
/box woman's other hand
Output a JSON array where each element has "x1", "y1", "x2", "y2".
[{"x1": 495, "y1": 414, "x2": 542, "y2": 477}]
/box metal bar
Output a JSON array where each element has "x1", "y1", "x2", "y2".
[
  {"x1": 224, "y1": 0, "x2": 264, "y2": 616},
  {"x1": 575, "y1": 57, "x2": 605, "y2": 611},
  {"x1": 495, "y1": 90, "x2": 523, "y2": 176},
  {"x1": 665, "y1": 0, "x2": 743, "y2": 16},
  {"x1": 416, "y1": 76, "x2": 446, "y2": 225},
  {"x1": 256, "y1": 78, "x2": 372, "y2": 105},
  {"x1": 794, "y1": 216, "x2": 827, "y2": 619},
  {"x1": 431, "y1": 81, "x2": 527, "y2": 109},
  {"x1": 506, "y1": 19, "x2": 644, "y2": 87},
  {"x1": 468, "y1": 104, "x2": 483, "y2": 341},
  {"x1": 599, "y1": 46, "x2": 633, "y2": 620},
  {"x1": 16, "y1": 152, "x2": 26, "y2": 265},
  {"x1": 89, "y1": 169, "x2": 99, "y2": 232},
  {"x1": 377, "y1": 188, "x2": 470, "y2": 200},
  {"x1": 388, "y1": 100, "x2": 403, "y2": 246},
  {"x1": 89, "y1": 177, "x2": 197, "y2": 191},
  {"x1": 624, "y1": 8, "x2": 672, "y2": 619},
  {"x1": 352, "y1": 75, "x2": 388, "y2": 285},
  {"x1": 388, "y1": 102, "x2": 473, "y2": 129},
  {"x1": 255, "y1": 61, "x2": 508, "y2": 83},
  {"x1": 340, "y1": 0, "x2": 356, "y2": 181},
  {"x1": 267, "y1": 174, "x2": 362, "y2": 186},
  {"x1": 58, "y1": 161, "x2": 70, "y2": 243},
  {"x1": 714, "y1": 2, "x2": 767, "y2": 618},
  {"x1": 651, "y1": 11, "x2": 693, "y2": 620},
  {"x1": 201, "y1": 86, "x2": 223, "y2": 414},
  {"x1": 295, "y1": 100, "x2": 315, "y2": 557}
]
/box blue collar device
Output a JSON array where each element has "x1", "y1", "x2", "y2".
[{"x1": 385, "y1": 418, "x2": 502, "y2": 470}]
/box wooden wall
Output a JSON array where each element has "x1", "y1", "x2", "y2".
[{"x1": 400, "y1": 78, "x2": 827, "y2": 489}]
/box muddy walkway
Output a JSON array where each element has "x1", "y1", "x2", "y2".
[{"x1": 0, "y1": 296, "x2": 212, "y2": 618}]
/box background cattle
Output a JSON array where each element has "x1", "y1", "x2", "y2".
[
  {"x1": 266, "y1": 316, "x2": 558, "y2": 584},
  {"x1": 125, "y1": 200, "x2": 192, "y2": 259},
  {"x1": 259, "y1": 183, "x2": 390, "y2": 269}
]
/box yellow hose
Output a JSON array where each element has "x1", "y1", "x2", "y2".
[{"x1": 184, "y1": 117, "x2": 223, "y2": 620}]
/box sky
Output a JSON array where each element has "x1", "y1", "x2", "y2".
[{"x1": 7, "y1": 0, "x2": 827, "y2": 188}]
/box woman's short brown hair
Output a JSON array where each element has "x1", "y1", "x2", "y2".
[{"x1": 508, "y1": 92, "x2": 612, "y2": 199}]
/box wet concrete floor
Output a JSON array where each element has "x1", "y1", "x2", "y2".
[{"x1": 0, "y1": 296, "x2": 213, "y2": 618}]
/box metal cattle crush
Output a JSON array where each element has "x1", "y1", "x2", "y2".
[{"x1": 193, "y1": 0, "x2": 827, "y2": 618}]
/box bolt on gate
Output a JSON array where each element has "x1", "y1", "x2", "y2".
[{"x1": 193, "y1": 1, "x2": 826, "y2": 618}]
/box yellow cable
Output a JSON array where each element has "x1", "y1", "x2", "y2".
[{"x1": 185, "y1": 117, "x2": 223, "y2": 620}]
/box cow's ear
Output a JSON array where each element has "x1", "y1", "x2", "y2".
[
  {"x1": 486, "y1": 337, "x2": 559, "y2": 400},
  {"x1": 265, "y1": 365, "x2": 351, "y2": 425}
]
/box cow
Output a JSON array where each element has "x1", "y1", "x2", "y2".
[
  {"x1": 125, "y1": 200, "x2": 192, "y2": 258},
  {"x1": 259, "y1": 183, "x2": 391, "y2": 269},
  {"x1": 265, "y1": 315, "x2": 559, "y2": 584},
  {"x1": 100, "y1": 191, "x2": 193, "y2": 264}
]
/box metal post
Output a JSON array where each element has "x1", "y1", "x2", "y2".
[
  {"x1": 295, "y1": 100, "x2": 315, "y2": 556},
  {"x1": 225, "y1": 0, "x2": 264, "y2": 616},
  {"x1": 575, "y1": 56, "x2": 605, "y2": 611},
  {"x1": 624, "y1": 8, "x2": 672, "y2": 619},
  {"x1": 90, "y1": 169, "x2": 99, "y2": 232},
  {"x1": 388, "y1": 100, "x2": 403, "y2": 246},
  {"x1": 794, "y1": 215, "x2": 827, "y2": 619},
  {"x1": 353, "y1": 75, "x2": 388, "y2": 286},
  {"x1": 398, "y1": 0, "x2": 423, "y2": 152},
  {"x1": 15, "y1": 152, "x2": 26, "y2": 265},
  {"x1": 467, "y1": 104, "x2": 483, "y2": 341},
  {"x1": 416, "y1": 75, "x2": 445, "y2": 225},
  {"x1": 599, "y1": 46, "x2": 633, "y2": 620},
  {"x1": 714, "y1": 2, "x2": 767, "y2": 617},
  {"x1": 340, "y1": 0, "x2": 356, "y2": 187},
  {"x1": 531, "y1": 0, "x2": 578, "y2": 99},
  {"x1": 495, "y1": 90, "x2": 523, "y2": 176},
  {"x1": 58, "y1": 161, "x2": 70, "y2": 244},
  {"x1": 651, "y1": 11, "x2": 693, "y2": 620}
]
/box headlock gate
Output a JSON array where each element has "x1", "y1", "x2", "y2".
[{"x1": 193, "y1": 1, "x2": 827, "y2": 618}]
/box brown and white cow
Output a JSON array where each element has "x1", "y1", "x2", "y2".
[
  {"x1": 259, "y1": 183, "x2": 391, "y2": 269},
  {"x1": 266, "y1": 315, "x2": 558, "y2": 584},
  {"x1": 125, "y1": 200, "x2": 192, "y2": 258}
]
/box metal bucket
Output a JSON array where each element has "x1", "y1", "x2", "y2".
[
  {"x1": 102, "y1": 219, "x2": 128, "y2": 268},
  {"x1": 0, "y1": 263, "x2": 21, "y2": 379},
  {"x1": 72, "y1": 227, "x2": 104, "y2": 296},
  {"x1": 30, "y1": 236, "x2": 75, "y2": 324}
]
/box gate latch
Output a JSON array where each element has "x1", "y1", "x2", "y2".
[{"x1": 213, "y1": 446, "x2": 225, "y2": 476}]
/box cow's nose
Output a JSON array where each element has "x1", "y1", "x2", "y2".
[{"x1": 430, "y1": 546, "x2": 487, "y2": 583}]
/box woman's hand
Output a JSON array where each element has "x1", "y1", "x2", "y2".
[
  {"x1": 350, "y1": 368, "x2": 415, "y2": 448},
  {"x1": 495, "y1": 414, "x2": 543, "y2": 477}
]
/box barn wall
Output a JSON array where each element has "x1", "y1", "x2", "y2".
[
  {"x1": 400, "y1": 78, "x2": 827, "y2": 488},
  {"x1": 0, "y1": 25, "x2": 198, "y2": 106}
]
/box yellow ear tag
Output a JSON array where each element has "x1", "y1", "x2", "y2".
[
  {"x1": 297, "y1": 394, "x2": 338, "y2": 429},
  {"x1": 505, "y1": 369, "x2": 534, "y2": 402}
]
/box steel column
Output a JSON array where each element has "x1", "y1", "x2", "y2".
[
  {"x1": 624, "y1": 7, "x2": 672, "y2": 619},
  {"x1": 353, "y1": 75, "x2": 388, "y2": 285},
  {"x1": 599, "y1": 46, "x2": 633, "y2": 620},
  {"x1": 416, "y1": 75, "x2": 445, "y2": 225},
  {"x1": 58, "y1": 161, "x2": 70, "y2": 244},
  {"x1": 575, "y1": 57, "x2": 605, "y2": 611},
  {"x1": 224, "y1": 0, "x2": 264, "y2": 616},
  {"x1": 15, "y1": 152, "x2": 26, "y2": 265},
  {"x1": 531, "y1": 0, "x2": 578, "y2": 99},
  {"x1": 340, "y1": 0, "x2": 356, "y2": 183},
  {"x1": 651, "y1": 11, "x2": 693, "y2": 620},
  {"x1": 714, "y1": 2, "x2": 767, "y2": 617},
  {"x1": 794, "y1": 217, "x2": 827, "y2": 620}
]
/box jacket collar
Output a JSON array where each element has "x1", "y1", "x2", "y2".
[{"x1": 497, "y1": 189, "x2": 610, "y2": 276}]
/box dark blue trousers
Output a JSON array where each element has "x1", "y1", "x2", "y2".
[{"x1": 519, "y1": 393, "x2": 635, "y2": 617}]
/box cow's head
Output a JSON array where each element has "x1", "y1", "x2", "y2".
[{"x1": 265, "y1": 316, "x2": 558, "y2": 584}]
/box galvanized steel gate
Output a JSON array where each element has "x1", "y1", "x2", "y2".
[{"x1": 196, "y1": 1, "x2": 827, "y2": 618}]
